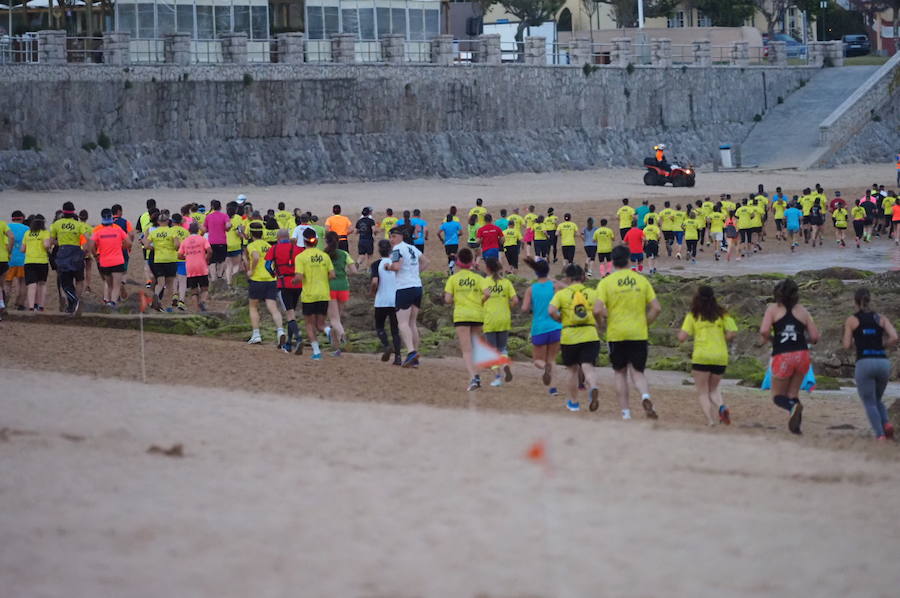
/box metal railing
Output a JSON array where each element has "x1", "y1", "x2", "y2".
[
  {"x1": 247, "y1": 39, "x2": 278, "y2": 63},
  {"x1": 404, "y1": 41, "x2": 430, "y2": 63},
  {"x1": 192, "y1": 40, "x2": 224, "y2": 63},
  {"x1": 66, "y1": 37, "x2": 104, "y2": 63},
  {"x1": 355, "y1": 39, "x2": 382, "y2": 63},
  {"x1": 0, "y1": 34, "x2": 39, "y2": 64},
  {"x1": 304, "y1": 38, "x2": 332, "y2": 63}
]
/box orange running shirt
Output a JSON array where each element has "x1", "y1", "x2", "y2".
[
  {"x1": 91, "y1": 225, "x2": 127, "y2": 268},
  {"x1": 325, "y1": 214, "x2": 353, "y2": 237}
]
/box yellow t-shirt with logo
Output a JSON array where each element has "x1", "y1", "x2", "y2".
[
  {"x1": 721, "y1": 201, "x2": 736, "y2": 215},
  {"x1": 295, "y1": 247, "x2": 334, "y2": 300},
  {"x1": 617, "y1": 206, "x2": 635, "y2": 229},
  {"x1": 503, "y1": 227, "x2": 521, "y2": 247},
  {"x1": 245, "y1": 239, "x2": 275, "y2": 282},
  {"x1": 749, "y1": 206, "x2": 763, "y2": 228},
  {"x1": 148, "y1": 226, "x2": 179, "y2": 263},
  {"x1": 642, "y1": 224, "x2": 661, "y2": 242},
  {"x1": 557, "y1": 221, "x2": 579, "y2": 246},
  {"x1": 263, "y1": 228, "x2": 278, "y2": 245},
  {"x1": 681, "y1": 312, "x2": 737, "y2": 366},
  {"x1": 381, "y1": 216, "x2": 398, "y2": 237},
  {"x1": 0, "y1": 220, "x2": 10, "y2": 262},
  {"x1": 882, "y1": 196, "x2": 896, "y2": 212},
  {"x1": 170, "y1": 226, "x2": 189, "y2": 263},
  {"x1": 851, "y1": 206, "x2": 867, "y2": 220},
  {"x1": 707, "y1": 211, "x2": 726, "y2": 233},
  {"x1": 507, "y1": 214, "x2": 525, "y2": 235},
  {"x1": 524, "y1": 213, "x2": 538, "y2": 231},
  {"x1": 275, "y1": 210, "x2": 294, "y2": 231},
  {"x1": 672, "y1": 210, "x2": 686, "y2": 230},
  {"x1": 544, "y1": 215, "x2": 559, "y2": 231},
  {"x1": 773, "y1": 200, "x2": 787, "y2": 220},
  {"x1": 227, "y1": 215, "x2": 243, "y2": 252},
  {"x1": 50, "y1": 218, "x2": 91, "y2": 247},
  {"x1": 596, "y1": 269, "x2": 657, "y2": 342},
  {"x1": 483, "y1": 277, "x2": 516, "y2": 333},
  {"x1": 799, "y1": 195, "x2": 814, "y2": 216},
  {"x1": 832, "y1": 208, "x2": 848, "y2": 228},
  {"x1": 23, "y1": 229, "x2": 50, "y2": 264},
  {"x1": 549, "y1": 283, "x2": 599, "y2": 345},
  {"x1": 683, "y1": 217, "x2": 701, "y2": 241},
  {"x1": 735, "y1": 206, "x2": 754, "y2": 230},
  {"x1": 644, "y1": 212, "x2": 658, "y2": 227},
  {"x1": 659, "y1": 208, "x2": 676, "y2": 232},
  {"x1": 533, "y1": 222, "x2": 548, "y2": 241},
  {"x1": 593, "y1": 227, "x2": 615, "y2": 253},
  {"x1": 469, "y1": 206, "x2": 487, "y2": 228},
  {"x1": 443, "y1": 269, "x2": 485, "y2": 323}
]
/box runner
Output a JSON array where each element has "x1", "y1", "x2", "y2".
[
  {"x1": 169, "y1": 214, "x2": 190, "y2": 311},
  {"x1": 623, "y1": 223, "x2": 645, "y2": 272},
  {"x1": 557, "y1": 213, "x2": 579, "y2": 266},
  {"x1": 49, "y1": 202, "x2": 92, "y2": 315},
  {"x1": 78, "y1": 209, "x2": 94, "y2": 295},
  {"x1": 861, "y1": 190, "x2": 877, "y2": 242},
  {"x1": 370, "y1": 239, "x2": 401, "y2": 366},
  {"x1": 893, "y1": 198, "x2": 900, "y2": 245},
  {"x1": 177, "y1": 221, "x2": 212, "y2": 312},
  {"x1": 262, "y1": 215, "x2": 279, "y2": 246},
  {"x1": 476, "y1": 213, "x2": 504, "y2": 264},
  {"x1": 0, "y1": 215, "x2": 12, "y2": 316},
  {"x1": 544, "y1": 208, "x2": 559, "y2": 263},
  {"x1": 324, "y1": 231, "x2": 357, "y2": 356},
  {"x1": 772, "y1": 192, "x2": 788, "y2": 241},
  {"x1": 291, "y1": 213, "x2": 314, "y2": 248},
  {"x1": 581, "y1": 217, "x2": 598, "y2": 277},
  {"x1": 549, "y1": 264, "x2": 601, "y2": 412},
  {"x1": 707, "y1": 204, "x2": 726, "y2": 261},
  {"x1": 203, "y1": 199, "x2": 230, "y2": 283},
  {"x1": 832, "y1": 200, "x2": 849, "y2": 248},
  {"x1": 136, "y1": 199, "x2": 157, "y2": 288},
  {"x1": 593, "y1": 219, "x2": 614, "y2": 277},
  {"x1": 682, "y1": 207, "x2": 700, "y2": 264},
  {"x1": 596, "y1": 245, "x2": 661, "y2": 420},
  {"x1": 411, "y1": 209, "x2": 428, "y2": 255},
  {"x1": 734, "y1": 198, "x2": 754, "y2": 260},
  {"x1": 851, "y1": 199, "x2": 867, "y2": 249},
  {"x1": 482, "y1": 258, "x2": 518, "y2": 387},
  {"x1": 21, "y1": 214, "x2": 50, "y2": 312},
  {"x1": 809, "y1": 197, "x2": 825, "y2": 248},
  {"x1": 245, "y1": 222, "x2": 285, "y2": 347},
  {"x1": 438, "y1": 214, "x2": 461, "y2": 274},
  {"x1": 494, "y1": 209, "x2": 509, "y2": 232},
  {"x1": 388, "y1": 227, "x2": 428, "y2": 368},
  {"x1": 224, "y1": 203, "x2": 245, "y2": 285},
  {"x1": 265, "y1": 228, "x2": 303, "y2": 352},
  {"x1": 672, "y1": 204, "x2": 686, "y2": 260},
  {"x1": 443, "y1": 248, "x2": 486, "y2": 391},
  {"x1": 294, "y1": 228, "x2": 334, "y2": 360},
  {"x1": 881, "y1": 192, "x2": 895, "y2": 240},
  {"x1": 617, "y1": 198, "x2": 635, "y2": 241},
  {"x1": 91, "y1": 209, "x2": 131, "y2": 308},
  {"x1": 799, "y1": 188, "x2": 814, "y2": 244},
  {"x1": 642, "y1": 218, "x2": 661, "y2": 274},
  {"x1": 520, "y1": 257, "x2": 563, "y2": 397},
  {"x1": 5, "y1": 211, "x2": 28, "y2": 311},
  {"x1": 380, "y1": 208, "x2": 398, "y2": 240},
  {"x1": 841, "y1": 288, "x2": 898, "y2": 440},
  {"x1": 784, "y1": 201, "x2": 803, "y2": 252},
  {"x1": 501, "y1": 219, "x2": 521, "y2": 274},
  {"x1": 469, "y1": 198, "x2": 487, "y2": 229},
  {"x1": 274, "y1": 202, "x2": 294, "y2": 231},
  {"x1": 635, "y1": 200, "x2": 650, "y2": 229},
  {"x1": 677, "y1": 286, "x2": 737, "y2": 426},
  {"x1": 466, "y1": 214, "x2": 480, "y2": 259},
  {"x1": 659, "y1": 201, "x2": 676, "y2": 257},
  {"x1": 758, "y1": 278, "x2": 820, "y2": 435},
  {"x1": 532, "y1": 215, "x2": 549, "y2": 260},
  {"x1": 355, "y1": 207, "x2": 376, "y2": 270},
  {"x1": 523, "y1": 205, "x2": 538, "y2": 259}
]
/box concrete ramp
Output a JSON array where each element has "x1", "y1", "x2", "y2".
[{"x1": 740, "y1": 66, "x2": 879, "y2": 169}]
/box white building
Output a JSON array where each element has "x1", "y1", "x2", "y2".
[{"x1": 304, "y1": 0, "x2": 440, "y2": 41}]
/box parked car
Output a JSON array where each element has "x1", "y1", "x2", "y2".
[
  {"x1": 842, "y1": 34, "x2": 871, "y2": 57},
  {"x1": 763, "y1": 33, "x2": 807, "y2": 58}
]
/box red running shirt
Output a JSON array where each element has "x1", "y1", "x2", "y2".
[{"x1": 624, "y1": 227, "x2": 645, "y2": 254}]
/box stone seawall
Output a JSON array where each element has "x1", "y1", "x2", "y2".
[{"x1": 0, "y1": 64, "x2": 814, "y2": 190}]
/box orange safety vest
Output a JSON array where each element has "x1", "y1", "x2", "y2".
[{"x1": 656, "y1": 149, "x2": 664, "y2": 162}]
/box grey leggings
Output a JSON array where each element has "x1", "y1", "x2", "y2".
[
  {"x1": 484, "y1": 331, "x2": 509, "y2": 355},
  {"x1": 854, "y1": 358, "x2": 892, "y2": 437}
]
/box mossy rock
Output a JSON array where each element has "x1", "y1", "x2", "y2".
[
  {"x1": 724, "y1": 355, "x2": 765, "y2": 381},
  {"x1": 795, "y1": 268, "x2": 873, "y2": 281},
  {"x1": 648, "y1": 328, "x2": 679, "y2": 348},
  {"x1": 814, "y1": 375, "x2": 842, "y2": 391},
  {"x1": 649, "y1": 355, "x2": 691, "y2": 372},
  {"x1": 507, "y1": 335, "x2": 530, "y2": 360},
  {"x1": 737, "y1": 372, "x2": 766, "y2": 388}
]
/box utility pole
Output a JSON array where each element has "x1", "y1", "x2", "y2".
[
  {"x1": 638, "y1": 0, "x2": 644, "y2": 28},
  {"x1": 820, "y1": 1, "x2": 828, "y2": 41}
]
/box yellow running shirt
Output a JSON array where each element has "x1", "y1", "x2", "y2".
[
  {"x1": 773, "y1": 200, "x2": 787, "y2": 220},
  {"x1": 549, "y1": 283, "x2": 599, "y2": 345},
  {"x1": 735, "y1": 205, "x2": 754, "y2": 230},
  {"x1": 708, "y1": 211, "x2": 726, "y2": 233},
  {"x1": 557, "y1": 221, "x2": 579, "y2": 246},
  {"x1": 659, "y1": 208, "x2": 676, "y2": 231},
  {"x1": 148, "y1": 226, "x2": 179, "y2": 263},
  {"x1": 50, "y1": 218, "x2": 91, "y2": 247},
  {"x1": 507, "y1": 214, "x2": 524, "y2": 234},
  {"x1": 227, "y1": 215, "x2": 243, "y2": 252},
  {"x1": 643, "y1": 224, "x2": 661, "y2": 242},
  {"x1": 617, "y1": 206, "x2": 635, "y2": 229},
  {"x1": 596, "y1": 269, "x2": 656, "y2": 342},
  {"x1": 524, "y1": 212, "x2": 538, "y2": 231},
  {"x1": 833, "y1": 208, "x2": 848, "y2": 228},
  {"x1": 275, "y1": 210, "x2": 294, "y2": 231},
  {"x1": 443, "y1": 269, "x2": 485, "y2": 323},
  {"x1": 683, "y1": 217, "x2": 700, "y2": 241},
  {"x1": 381, "y1": 216, "x2": 398, "y2": 237},
  {"x1": 533, "y1": 222, "x2": 548, "y2": 241},
  {"x1": 681, "y1": 312, "x2": 737, "y2": 366},
  {"x1": 882, "y1": 196, "x2": 896, "y2": 212},
  {"x1": 851, "y1": 206, "x2": 867, "y2": 220},
  {"x1": 672, "y1": 210, "x2": 687, "y2": 230},
  {"x1": 295, "y1": 247, "x2": 334, "y2": 300},
  {"x1": 544, "y1": 215, "x2": 559, "y2": 231},
  {"x1": 799, "y1": 195, "x2": 814, "y2": 216},
  {"x1": 644, "y1": 212, "x2": 658, "y2": 227},
  {"x1": 593, "y1": 227, "x2": 615, "y2": 253},
  {"x1": 246, "y1": 239, "x2": 275, "y2": 282},
  {"x1": 23, "y1": 230, "x2": 50, "y2": 264},
  {"x1": 170, "y1": 226, "x2": 189, "y2": 262},
  {"x1": 503, "y1": 227, "x2": 521, "y2": 247},
  {"x1": 483, "y1": 277, "x2": 516, "y2": 333},
  {"x1": 0, "y1": 220, "x2": 9, "y2": 262},
  {"x1": 469, "y1": 206, "x2": 487, "y2": 228}
]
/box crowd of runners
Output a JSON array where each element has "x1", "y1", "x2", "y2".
[{"x1": 0, "y1": 181, "x2": 898, "y2": 439}]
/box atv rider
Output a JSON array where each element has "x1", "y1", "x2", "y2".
[{"x1": 654, "y1": 144, "x2": 670, "y2": 172}]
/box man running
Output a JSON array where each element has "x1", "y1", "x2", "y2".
[
  {"x1": 438, "y1": 214, "x2": 462, "y2": 274},
  {"x1": 294, "y1": 228, "x2": 334, "y2": 360},
  {"x1": 49, "y1": 201, "x2": 92, "y2": 315},
  {"x1": 476, "y1": 214, "x2": 504, "y2": 263},
  {"x1": 469, "y1": 198, "x2": 487, "y2": 229},
  {"x1": 596, "y1": 245, "x2": 661, "y2": 421},
  {"x1": 245, "y1": 222, "x2": 285, "y2": 346},
  {"x1": 617, "y1": 198, "x2": 635, "y2": 240},
  {"x1": 203, "y1": 199, "x2": 230, "y2": 283},
  {"x1": 267, "y1": 228, "x2": 303, "y2": 352},
  {"x1": 178, "y1": 221, "x2": 212, "y2": 312},
  {"x1": 784, "y1": 201, "x2": 803, "y2": 252},
  {"x1": 325, "y1": 204, "x2": 353, "y2": 253},
  {"x1": 387, "y1": 227, "x2": 428, "y2": 367},
  {"x1": 623, "y1": 224, "x2": 645, "y2": 272},
  {"x1": 91, "y1": 208, "x2": 132, "y2": 308},
  {"x1": 355, "y1": 207, "x2": 376, "y2": 269}
]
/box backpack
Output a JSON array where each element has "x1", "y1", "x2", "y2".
[
  {"x1": 724, "y1": 223, "x2": 738, "y2": 239},
  {"x1": 570, "y1": 286, "x2": 591, "y2": 325}
]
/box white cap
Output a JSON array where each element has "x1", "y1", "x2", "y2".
[
  {"x1": 236, "y1": 194, "x2": 247, "y2": 204},
  {"x1": 658, "y1": 143, "x2": 666, "y2": 150}
]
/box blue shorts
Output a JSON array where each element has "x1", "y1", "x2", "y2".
[
  {"x1": 674, "y1": 231, "x2": 684, "y2": 244},
  {"x1": 177, "y1": 262, "x2": 187, "y2": 276},
  {"x1": 226, "y1": 249, "x2": 242, "y2": 258},
  {"x1": 630, "y1": 253, "x2": 644, "y2": 262},
  {"x1": 483, "y1": 248, "x2": 500, "y2": 260},
  {"x1": 531, "y1": 329, "x2": 562, "y2": 346}
]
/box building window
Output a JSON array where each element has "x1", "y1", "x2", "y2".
[
  {"x1": 667, "y1": 11, "x2": 685, "y2": 29},
  {"x1": 697, "y1": 11, "x2": 711, "y2": 28},
  {"x1": 557, "y1": 8, "x2": 572, "y2": 32}
]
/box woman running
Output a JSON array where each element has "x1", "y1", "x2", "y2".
[
  {"x1": 443, "y1": 248, "x2": 486, "y2": 391},
  {"x1": 557, "y1": 213, "x2": 579, "y2": 266},
  {"x1": 21, "y1": 214, "x2": 50, "y2": 311},
  {"x1": 809, "y1": 198, "x2": 825, "y2": 248},
  {"x1": 832, "y1": 201, "x2": 848, "y2": 248},
  {"x1": 759, "y1": 279, "x2": 820, "y2": 435},
  {"x1": 520, "y1": 257, "x2": 564, "y2": 396},
  {"x1": 851, "y1": 199, "x2": 867, "y2": 249},
  {"x1": 225, "y1": 203, "x2": 245, "y2": 285},
  {"x1": 593, "y1": 218, "x2": 615, "y2": 277},
  {"x1": 324, "y1": 230, "x2": 357, "y2": 356},
  {"x1": 466, "y1": 214, "x2": 480, "y2": 258},
  {"x1": 723, "y1": 211, "x2": 738, "y2": 262},
  {"x1": 370, "y1": 239, "x2": 402, "y2": 366},
  {"x1": 677, "y1": 286, "x2": 737, "y2": 426},
  {"x1": 502, "y1": 221, "x2": 521, "y2": 274},
  {"x1": 682, "y1": 207, "x2": 700, "y2": 264},
  {"x1": 532, "y1": 215, "x2": 549, "y2": 259},
  {"x1": 482, "y1": 258, "x2": 518, "y2": 387},
  {"x1": 581, "y1": 217, "x2": 598, "y2": 277},
  {"x1": 841, "y1": 288, "x2": 898, "y2": 440}
]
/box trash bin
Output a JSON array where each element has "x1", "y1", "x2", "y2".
[{"x1": 719, "y1": 144, "x2": 734, "y2": 169}]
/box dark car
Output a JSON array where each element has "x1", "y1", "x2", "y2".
[
  {"x1": 842, "y1": 34, "x2": 871, "y2": 57},
  {"x1": 763, "y1": 33, "x2": 807, "y2": 58}
]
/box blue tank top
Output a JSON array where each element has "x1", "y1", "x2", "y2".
[{"x1": 530, "y1": 280, "x2": 563, "y2": 336}]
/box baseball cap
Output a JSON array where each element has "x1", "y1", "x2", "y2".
[
  {"x1": 236, "y1": 194, "x2": 247, "y2": 204},
  {"x1": 389, "y1": 227, "x2": 404, "y2": 236},
  {"x1": 198, "y1": 204, "x2": 207, "y2": 213},
  {"x1": 100, "y1": 208, "x2": 114, "y2": 225},
  {"x1": 302, "y1": 227, "x2": 318, "y2": 244},
  {"x1": 248, "y1": 221, "x2": 263, "y2": 231}
]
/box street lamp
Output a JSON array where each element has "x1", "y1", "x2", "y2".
[
  {"x1": 820, "y1": 0, "x2": 827, "y2": 41},
  {"x1": 638, "y1": 0, "x2": 644, "y2": 29}
]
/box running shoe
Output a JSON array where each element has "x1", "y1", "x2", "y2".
[
  {"x1": 177, "y1": 300, "x2": 186, "y2": 312},
  {"x1": 401, "y1": 351, "x2": 419, "y2": 368},
  {"x1": 392, "y1": 355, "x2": 402, "y2": 366},
  {"x1": 788, "y1": 401, "x2": 803, "y2": 435},
  {"x1": 548, "y1": 387, "x2": 559, "y2": 397},
  {"x1": 332, "y1": 349, "x2": 342, "y2": 357},
  {"x1": 542, "y1": 363, "x2": 552, "y2": 386},
  {"x1": 467, "y1": 376, "x2": 481, "y2": 391},
  {"x1": 294, "y1": 341, "x2": 304, "y2": 355},
  {"x1": 278, "y1": 330, "x2": 286, "y2": 349},
  {"x1": 642, "y1": 397, "x2": 658, "y2": 420},
  {"x1": 719, "y1": 405, "x2": 731, "y2": 425},
  {"x1": 324, "y1": 325, "x2": 332, "y2": 344},
  {"x1": 883, "y1": 422, "x2": 894, "y2": 440},
  {"x1": 281, "y1": 342, "x2": 291, "y2": 354},
  {"x1": 675, "y1": 252, "x2": 682, "y2": 260},
  {"x1": 566, "y1": 400, "x2": 580, "y2": 412},
  {"x1": 311, "y1": 352, "x2": 323, "y2": 361},
  {"x1": 247, "y1": 335, "x2": 262, "y2": 344},
  {"x1": 589, "y1": 387, "x2": 599, "y2": 412},
  {"x1": 622, "y1": 409, "x2": 632, "y2": 420},
  {"x1": 503, "y1": 364, "x2": 513, "y2": 382},
  {"x1": 691, "y1": 258, "x2": 696, "y2": 264},
  {"x1": 380, "y1": 345, "x2": 392, "y2": 362},
  {"x1": 490, "y1": 376, "x2": 503, "y2": 387},
  {"x1": 145, "y1": 280, "x2": 153, "y2": 289}
]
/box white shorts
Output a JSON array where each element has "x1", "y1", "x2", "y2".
[{"x1": 712, "y1": 232, "x2": 723, "y2": 241}]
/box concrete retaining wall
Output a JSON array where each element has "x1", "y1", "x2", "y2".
[{"x1": 0, "y1": 64, "x2": 813, "y2": 190}]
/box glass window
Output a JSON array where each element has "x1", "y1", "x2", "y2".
[
  {"x1": 118, "y1": 4, "x2": 138, "y2": 38},
  {"x1": 390, "y1": 8, "x2": 405, "y2": 37},
  {"x1": 197, "y1": 5, "x2": 213, "y2": 38},
  {"x1": 424, "y1": 9, "x2": 438, "y2": 38},
  {"x1": 138, "y1": 3, "x2": 156, "y2": 38},
  {"x1": 158, "y1": 2, "x2": 175, "y2": 35},
  {"x1": 176, "y1": 5, "x2": 194, "y2": 35},
  {"x1": 215, "y1": 6, "x2": 232, "y2": 35},
  {"x1": 358, "y1": 8, "x2": 374, "y2": 39},
  {"x1": 324, "y1": 7, "x2": 339, "y2": 37},
  {"x1": 697, "y1": 11, "x2": 711, "y2": 28},
  {"x1": 234, "y1": 5, "x2": 250, "y2": 35},
  {"x1": 376, "y1": 7, "x2": 390, "y2": 37},
  {"x1": 307, "y1": 5, "x2": 323, "y2": 39},
  {"x1": 408, "y1": 8, "x2": 423, "y2": 40},
  {"x1": 342, "y1": 8, "x2": 358, "y2": 36},
  {"x1": 251, "y1": 6, "x2": 267, "y2": 39},
  {"x1": 667, "y1": 11, "x2": 685, "y2": 29}
]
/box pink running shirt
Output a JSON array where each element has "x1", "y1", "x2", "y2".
[{"x1": 180, "y1": 234, "x2": 211, "y2": 277}]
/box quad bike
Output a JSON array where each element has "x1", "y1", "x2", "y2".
[{"x1": 642, "y1": 158, "x2": 696, "y2": 188}]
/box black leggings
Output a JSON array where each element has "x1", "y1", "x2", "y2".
[
  {"x1": 547, "y1": 231, "x2": 558, "y2": 260},
  {"x1": 58, "y1": 270, "x2": 78, "y2": 310},
  {"x1": 853, "y1": 221, "x2": 865, "y2": 239},
  {"x1": 686, "y1": 240, "x2": 698, "y2": 258},
  {"x1": 374, "y1": 307, "x2": 401, "y2": 354}
]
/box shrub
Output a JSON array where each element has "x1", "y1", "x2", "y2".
[
  {"x1": 97, "y1": 132, "x2": 111, "y2": 150},
  {"x1": 753, "y1": 113, "x2": 762, "y2": 122},
  {"x1": 625, "y1": 62, "x2": 635, "y2": 75},
  {"x1": 81, "y1": 141, "x2": 97, "y2": 151}
]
